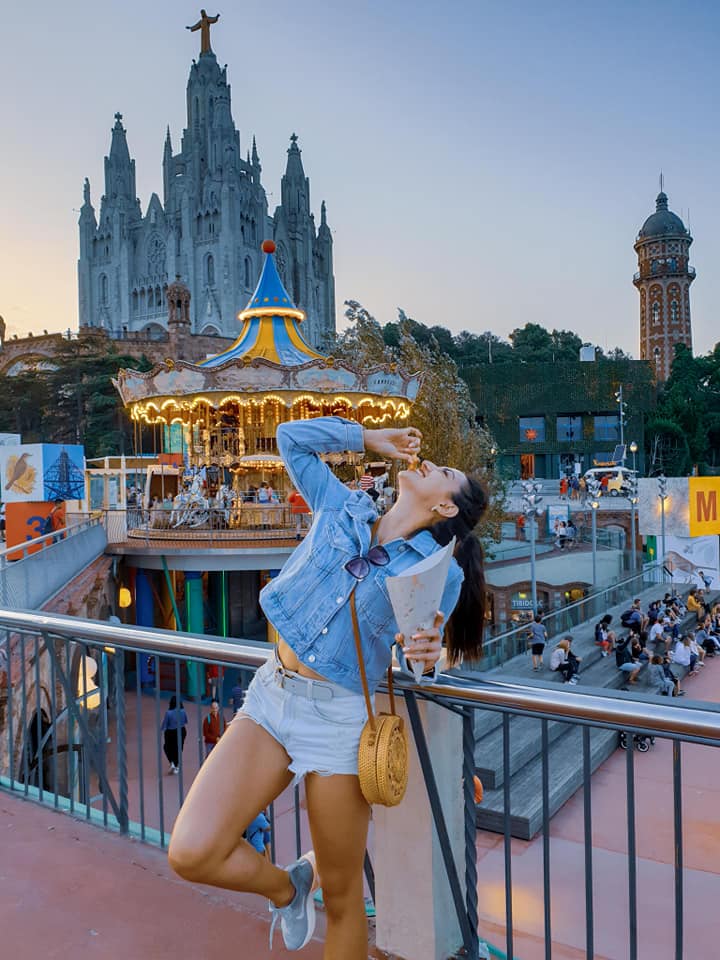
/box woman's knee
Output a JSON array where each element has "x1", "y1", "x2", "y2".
[
  {"x1": 320, "y1": 872, "x2": 365, "y2": 920},
  {"x1": 168, "y1": 833, "x2": 214, "y2": 882}
]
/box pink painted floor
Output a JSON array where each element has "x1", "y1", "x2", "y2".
[
  {"x1": 4, "y1": 667, "x2": 719, "y2": 959},
  {"x1": 475, "y1": 662, "x2": 720, "y2": 960}
]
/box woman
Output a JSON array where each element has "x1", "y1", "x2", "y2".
[
  {"x1": 168, "y1": 418, "x2": 487, "y2": 958},
  {"x1": 161, "y1": 695, "x2": 188, "y2": 774},
  {"x1": 649, "y1": 654, "x2": 675, "y2": 696},
  {"x1": 550, "y1": 637, "x2": 577, "y2": 684},
  {"x1": 594, "y1": 614, "x2": 616, "y2": 656}
]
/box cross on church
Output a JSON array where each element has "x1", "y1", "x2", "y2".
[
  {"x1": 114, "y1": 112, "x2": 123, "y2": 123},
  {"x1": 290, "y1": 133, "x2": 299, "y2": 145}
]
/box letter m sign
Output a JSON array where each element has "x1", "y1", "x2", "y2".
[{"x1": 689, "y1": 478, "x2": 720, "y2": 536}]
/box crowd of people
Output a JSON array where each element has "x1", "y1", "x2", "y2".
[{"x1": 528, "y1": 587, "x2": 720, "y2": 693}]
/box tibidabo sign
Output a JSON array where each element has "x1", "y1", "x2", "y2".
[{"x1": 688, "y1": 478, "x2": 720, "y2": 536}]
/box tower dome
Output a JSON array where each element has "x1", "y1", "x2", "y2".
[{"x1": 638, "y1": 192, "x2": 688, "y2": 239}]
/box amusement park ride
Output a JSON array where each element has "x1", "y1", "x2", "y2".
[{"x1": 113, "y1": 241, "x2": 421, "y2": 533}]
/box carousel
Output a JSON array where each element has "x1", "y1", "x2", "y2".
[{"x1": 113, "y1": 240, "x2": 421, "y2": 536}]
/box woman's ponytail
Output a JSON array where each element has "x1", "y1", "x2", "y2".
[{"x1": 429, "y1": 475, "x2": 488, "y2": 665}]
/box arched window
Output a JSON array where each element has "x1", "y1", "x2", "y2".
[
  {"x1": 132, "y1": 291, "x2": 138, "y2": 313},
  {"x1": 207, "y1": 254, "x2": 215, "y2": 286},
  {"x1": 652, "y1": 302, "x2": 660, "y2": 324},
  {"x1": 155, "y1": 285, "x2": 162, "y2": 308},
  {"x1": 244, "y1": 256, "x2": 251, "y2": 288},
  {"x1": 670, "y1": 299, "x2": 679, "y2": 323},
  {"x1": 140, "y1": 288, "x2": 146, "y2": 312},
  {"x1": 99, "y1": 274, "x2": 108, "y2": 304},
  {"x1": 241, "y1": 224, "x2": 245, "y2": 242}
]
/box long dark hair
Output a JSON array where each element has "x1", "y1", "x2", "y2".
[{"x1": 429, "y1": 475, "x2": 488, "y2": 665}]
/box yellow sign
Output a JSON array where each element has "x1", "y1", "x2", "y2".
[{"x1": 688, "y1": 478, "x2": 720, "y2": 536}]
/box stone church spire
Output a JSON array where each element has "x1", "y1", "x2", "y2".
[{"x1": 103, "y1": 113, "x2": 138, "y2": 208}]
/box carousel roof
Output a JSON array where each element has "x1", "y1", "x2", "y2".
[
  {"x1": 200, "y1": 240, "x2": 322, "y2": 368},
  {"x1": 113, "y1": 240, "x2": 422, "y2": 413}
]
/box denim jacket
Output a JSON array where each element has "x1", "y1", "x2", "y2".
[{"x1": 259, "y1": 417, "x2": 464, "y2": 695}]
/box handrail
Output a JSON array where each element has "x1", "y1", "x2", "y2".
[
  {"x1": 0, "y1": 515, "x2": 103, "y2": 562},
  {"x1": 1, "y1": 606, "x2": 719, "y2": 744},
  {"x1": 483, "y1": 561, "x2": 666, "y2": 650}
]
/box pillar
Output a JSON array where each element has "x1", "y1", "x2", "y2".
[
  {"x1": 373, "y1": 694, "x2": 466, "y2": 960},
  {"x1": 184, "y1": 571, "x2": 205, "y2": 698},
  {"x1": 135, "y1": 569, "x2": 155, "y2": 686}
]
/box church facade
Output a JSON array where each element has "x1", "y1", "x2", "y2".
[{"x1": 77, "y1": 21, "x2": 335, "y2": 350}]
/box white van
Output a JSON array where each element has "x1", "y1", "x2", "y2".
[{"x1": 583, "y1": 466, "x2": 637, "y2": 497}]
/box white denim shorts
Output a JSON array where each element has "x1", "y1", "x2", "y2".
[{"x1": 235, "y1": 652, "x2": 370, "y2": 783}]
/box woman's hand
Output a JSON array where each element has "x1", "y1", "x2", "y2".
[
  {"x1": 396, "y1": 611, "x2": 445, "y2": 673},
  {"x1": 363, "y1": 427, "x2": 422, "y2": 463}
]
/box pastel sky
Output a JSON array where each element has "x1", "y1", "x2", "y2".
[{"x1": 1, "y1": 0, "x2": 718, "y2": 355}]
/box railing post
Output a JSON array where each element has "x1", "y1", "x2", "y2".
[
  {"x1": 373, "y1": 690, "x2": 469, "y2": 960},
  {"x1": 113, "y1": 648, "x2": 129, "y2": 833}
]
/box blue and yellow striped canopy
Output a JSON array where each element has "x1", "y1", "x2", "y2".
[{"x1": 201, "y1": 244, "x2": 322, "y2": 368}]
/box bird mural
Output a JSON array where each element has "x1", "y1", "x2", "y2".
[{"x1": 5, "y1": 453, "x2": 37, "y2": 495}]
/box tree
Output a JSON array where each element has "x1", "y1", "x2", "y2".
[
  {"x1": 0, "y1": 332, "x2": 151, "y2": 457},
  {"x1": 333, "y1": 302, "x2": 505, "y2": 544},
  {"x1": 644, "y1": 342, "x2": 720, "y2": 474}
]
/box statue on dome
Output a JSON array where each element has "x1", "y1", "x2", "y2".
[{"x1": 186, "y1": 9, "x2": 220, "y2": 54}]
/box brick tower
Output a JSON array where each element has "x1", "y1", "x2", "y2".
[{"x1": 633, "y1": 187, "x2": 695, "y2": 380}]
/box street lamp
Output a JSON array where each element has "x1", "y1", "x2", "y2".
[
  {"x1": 658, "y1": 474, "x2": 668, "y2": 576},
  {"x1": 627, "y1": 473, "x2": 639, "y2": 572},
  {"x1": 520, "y1": 480, "x2": 544, "y2": 615},
  {"x1": 586, "y1": 477, "x2": 602, "y2": 586},
  {"x1": 614, "y1": 385, "x2": 627, "y2": 455},
  {"x1": 629, "y1": 440, "x2": 638, "y2": 474}
]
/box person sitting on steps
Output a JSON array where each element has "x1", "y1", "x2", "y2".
[
  {"x1": 550, "y1": 637, "x2": 579, "y2": 684},
  {"x1": 615, "y1": 634, "x2": 643, "y2": 685}
]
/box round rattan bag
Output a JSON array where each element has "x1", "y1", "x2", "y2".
[
  {"x1": 350, "y1": 591, "x2": 409, "y2": 807},
  {"x1": 358, "y1": 712, "x2": 409, "y2": 807}
]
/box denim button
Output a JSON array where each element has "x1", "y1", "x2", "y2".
[
  {"x1": 308, "y1": 654, "x2": 316, "y2": 663},
  {"x1": 321, "y1": 627, "x2": 328, "y2": 635},
  {"x1": 336, "y1": 596, "x2": 343, "y2": 604}
]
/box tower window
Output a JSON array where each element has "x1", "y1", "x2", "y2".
[
  {"x1": 670, "y1": 299, "x2": 679, "y2": 323},
  {"x1": 99, "y1": 274, "x2": 108, "y2": 305},
  {"x1": 652, "y1": 302, "x2": 660, "y2": 324},
  {"x1": 244, "y1": 256, "x2": 251, "y2": 288},
  {"x1": 207, "y1": 254, "x2": 215, "y2": 286}
]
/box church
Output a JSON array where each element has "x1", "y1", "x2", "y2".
[{"x1": 77, "y1": 12, "x2": 335, "y2": 350}]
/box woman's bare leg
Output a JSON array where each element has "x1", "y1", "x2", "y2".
[
  {"x1": 168, "y1": 716, "x2": 295, "y2": 906},
  {"x1": 305, "y1": 772, "x2": 371, "y2": 960}
]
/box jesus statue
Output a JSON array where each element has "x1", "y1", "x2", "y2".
[{"x1": 186, "y1": 10, "x2": 220, "y2": 55}]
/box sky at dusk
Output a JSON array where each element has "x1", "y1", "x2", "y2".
[{"x1": 1, "y1": 0, "x2": 719, "y2": 355}]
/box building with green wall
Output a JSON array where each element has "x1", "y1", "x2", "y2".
[{"x1": 463, "y1": 358, "x2": 657, "y2": 480}]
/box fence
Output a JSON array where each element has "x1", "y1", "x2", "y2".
[
  {"x1": 101, "y1": 505, "x2": 304, "y2": 545},
  {"x1": 0, "y1": 517, "x2": 107, "y2": 610},
  {"x1": 1, "y1": 607, "x2": 719, "y2": 959},
  {"x1": 479, "y1": 562, "x2": 669, "y2": 670}
]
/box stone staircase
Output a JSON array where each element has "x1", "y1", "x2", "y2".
[{"x1": 459, "y1": 580, "x2": 706, "y2": 840}]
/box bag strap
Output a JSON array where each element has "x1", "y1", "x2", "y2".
[{"x1": 350, "y1": 589, "x2": 396, "y2": 732}]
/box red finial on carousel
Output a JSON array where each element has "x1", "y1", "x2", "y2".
[{"x1": 261, "y1": 239, "x2": 276, "y2": 254}]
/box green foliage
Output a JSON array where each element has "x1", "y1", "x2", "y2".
[
  {"x1": 0, "y1": 333, "x2": 151, "y2": 457},
  {"x1": 356, "y1": 310, "x2": 626, "y2": 368},
  {"x1": 646, "y1": 342, "x2": 720, "y2": 474}
]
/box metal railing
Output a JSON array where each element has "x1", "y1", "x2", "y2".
[
  {"x1": 480, "y1": 562, "x2": 667, "y2": 668},
  {"x1": 0, "y1": 516, "x2": 107, "y2": 610},
  {"x1": 1, "y1": 607, "x2": 718, "y2": 959},
  {"x1": 102, "y1": 505, "x2": 306, "y2": 544}
]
